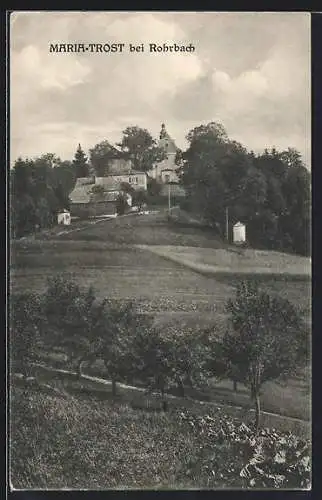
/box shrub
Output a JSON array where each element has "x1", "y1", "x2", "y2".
[
  {"x1": 116, "y1": 193, "x2": 129, "y2": 215},
  {"x1": 10, "y1": 291, "x2": 44, "y2": 375}
]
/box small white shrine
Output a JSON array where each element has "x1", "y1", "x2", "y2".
[
  {"x1": 57, "y1": 210, "x2": 71, "y2": 225},
  {"x1": 233, "y1": 221, "x2": 246, "y2": 244}
]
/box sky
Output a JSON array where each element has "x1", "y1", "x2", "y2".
[{"x1": 10, "y1": 11, "x2": 311, "y2": 167}]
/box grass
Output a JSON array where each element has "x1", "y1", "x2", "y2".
[
  {"x1": 56, "y1": 211, "x2": 230, "y2": 248},
  {"x1": 31, "y1": 342, "x2": 310, "y2": 424},
  {"x1": 8, "y1": 385, "x2": 225, "y2": 489},
  {"x1": 136, "y1": 245, "x2": 310, "y2": 278},
  {"x1": 10, "y1": 384, "x2": 310, "y2": 489}
]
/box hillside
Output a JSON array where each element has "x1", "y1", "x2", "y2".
[
  {"x1": 137, "y1": 245, "x2": 310, "y2": 278},
  {"x1": 10, "y1": 384, "x2": 311, "y2": 490}
]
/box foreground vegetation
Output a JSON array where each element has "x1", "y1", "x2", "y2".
[
  {"x1": 10, "y1": 384, "x2": 311, "y2": 489},
  {"x1": 9, "y1": 267, "x2": 311, "y2": 489},
  {"x1": 11, "y1": 275, "x2": 309, "y2": 426}
]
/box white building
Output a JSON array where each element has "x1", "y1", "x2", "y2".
[
  {"x1": 57, "y1": 210, "x2": 71, "y2": 225},
  {"x1": 95, "y1": 171, "x2": 147, "y2": 191},
  {"x1": 233, "y1": 222, "x2": 246, "y2": 244}
]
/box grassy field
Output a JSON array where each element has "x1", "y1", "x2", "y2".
[
  {"x1": 137, "y1": 245, "x2": 310, "y2": 277},
  {"x1": 10, "y1": 213, "x2": 311, "y2": 320},
  {"x1": 56, "y1": 211, "x2": 230, "y2": 248},
  {"x1": 10, "y1": 211, "x2": 311, "y2": 421},
  {"x1": 10, "y1": 384, "x2": 311, "y2": 489}
]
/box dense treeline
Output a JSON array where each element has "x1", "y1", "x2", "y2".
[
  {"x1": 176, "y1": 122, "x2": 311, "y2": 256},
  {"x1": 10, "y1": 154, "x2": 77, "y2": 238}
]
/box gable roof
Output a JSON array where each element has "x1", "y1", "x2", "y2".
[
  {"x1": 69, "y1": 184, "x2": 93, "y2": 204},
  {"x1": 70, "y1": 183, "x2": 121, "y2": 204}
]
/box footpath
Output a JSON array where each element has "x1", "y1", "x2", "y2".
[{"x1": 14, "y1": 362, "x2": 311, "y2": 439}]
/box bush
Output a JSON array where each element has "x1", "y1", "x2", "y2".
[
  {"x1": 116, "y1": 193, "x2": 130, "y2": 215},
  {"x1": 10, "y1": 292, "x2": 44, "y2": 374},
  {"x1": 177, "y1": 411, "x2": 311, "y2": 489}
]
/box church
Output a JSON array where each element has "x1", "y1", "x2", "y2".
[{"x1": 149, "y1": 123, "x2": 180, "y2": 184}]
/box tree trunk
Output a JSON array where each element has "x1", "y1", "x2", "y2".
[
  {"x1": 161, "y1": 388, "x2": 168, "y2": 412},
  {"x1": 177, "y1": 377, "x2": 185, "y2": 397},
  {"x1": 112, "y1": 378, "x2": 117, "y2": 397},
  {"x1": 77, "y1": 358, "x2": 84, "y2": 379},
  {"x1": 233, "y1": 380, "x2": 238, "y2": 392},
  {"x1": 255, "y1": 393, "x2": 261, "y2": 432}
]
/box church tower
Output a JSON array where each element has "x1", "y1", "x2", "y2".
[
  {"x1": 147, "y1": 124, "x2": 179, "y2": 183},
  {"x1": 153, "y1": 123, "x2": 179, "y2": 183},
  {"x1": 158, "y1": 123, "x2": 178, "y2": 157}
]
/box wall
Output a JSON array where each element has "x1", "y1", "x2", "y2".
[
  {"x1": 70, "y1": 201, "x2": 116, "y2": 217},
  {"x1": 95, "y1": 173, "x2": 147, "y2": 191},
  {"x1": 150, "y1": 153, "x2": 179, "y2": 183},
  {"x1": 57, "y1": 212, "x2": 71, "y2": 225}
]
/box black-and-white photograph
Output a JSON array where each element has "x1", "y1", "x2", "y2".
[{"x1": 9, "y1": 11, "x2": 311, "y2": 490}]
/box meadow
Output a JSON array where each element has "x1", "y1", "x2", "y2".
[
  {"x1": 10, "y1": 383, "x2": 311, "y2": 489},
  {"x1": 10, "y1": 211, "x2": 311, "y2": 421}
]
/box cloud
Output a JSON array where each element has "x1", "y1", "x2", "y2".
[
  {"x1": 10, "y1": 12, "x2": 310, "y2": 168},
  {"x1": 170, "y1": 13, "x2": 310, "y2": 164},
  {"x1": 11, "y1": 44, "x2": 91, "y2": 91}
]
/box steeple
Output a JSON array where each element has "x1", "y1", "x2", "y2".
[
  {"x1": 158, "y1": 123, "x2": 177, "y2": 155},
  {"x1": 160, "y1": 123, "x2": 168, "y2": 139}
]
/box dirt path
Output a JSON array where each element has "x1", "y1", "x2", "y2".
[{"x1": 27, "y1": 363, "x2": 310, "y2": 438}]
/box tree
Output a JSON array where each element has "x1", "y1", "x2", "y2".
[
  {"x1": 40, "y1": 276, "x2": 155, "y2": 394},
  {"x1": 279, "y1": 150, "x2": 311, "y2": 255},
  {"x1": 132, "y1": 189, "x2": 148, "y2": 211},
  {"x1": 72, "y1": 144, "x2": 89, "y2": 178},
  {"x1": 89, "y1": 140, "x2": 120, "y2": 176},
  {"x1": 147, "y1": 176, "x2": 162, "y2": 197},
  {"x1": 41, "y1": 276, "x2": 108, "y2": 377},
  {"x1": 37, "y1": 153, "x2": 62, "y2": 169},
  {"x1": 130, "y1": 328, "x2": 175, "y2": 411},
  {"x1": 52, "y1": 160, "x2": 77, "y2": 210},
  {"x1": 252, "y1": 148, "x2": 310, "y2": 255},
  {"x1": 222, "y1": 281, "x2": 309, "y2": 431},
  {"x1": 130, "y1": 325, "x2": 212, "y2": 407},
  {"x1": 166, "y1": 326, "x2": 215, "y2": 397},
  {"x1": 179, "y1": 122, "x2": 266, "y2": 231},
  {"x1": 11, "y1": 193, "x2": 37, "y2": 237},
  {"x1": 10, "y1": 154, "x2": 75, "y2": 237},
  {"x1": 115, "y1": 192, "x2": 129, "y2": 215},
  {"x1": 99, "y1": 301, "x2": 153, "y2": 396},
  {"x1": 10, "y1": 292, "x2": 44, "y2": 375},
  {"x1": 118, "y1": 126, "x2": 166, "y2": 172},
  {"x1": 11, "y1": 157, "x2": 54, "y2": 236}
]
